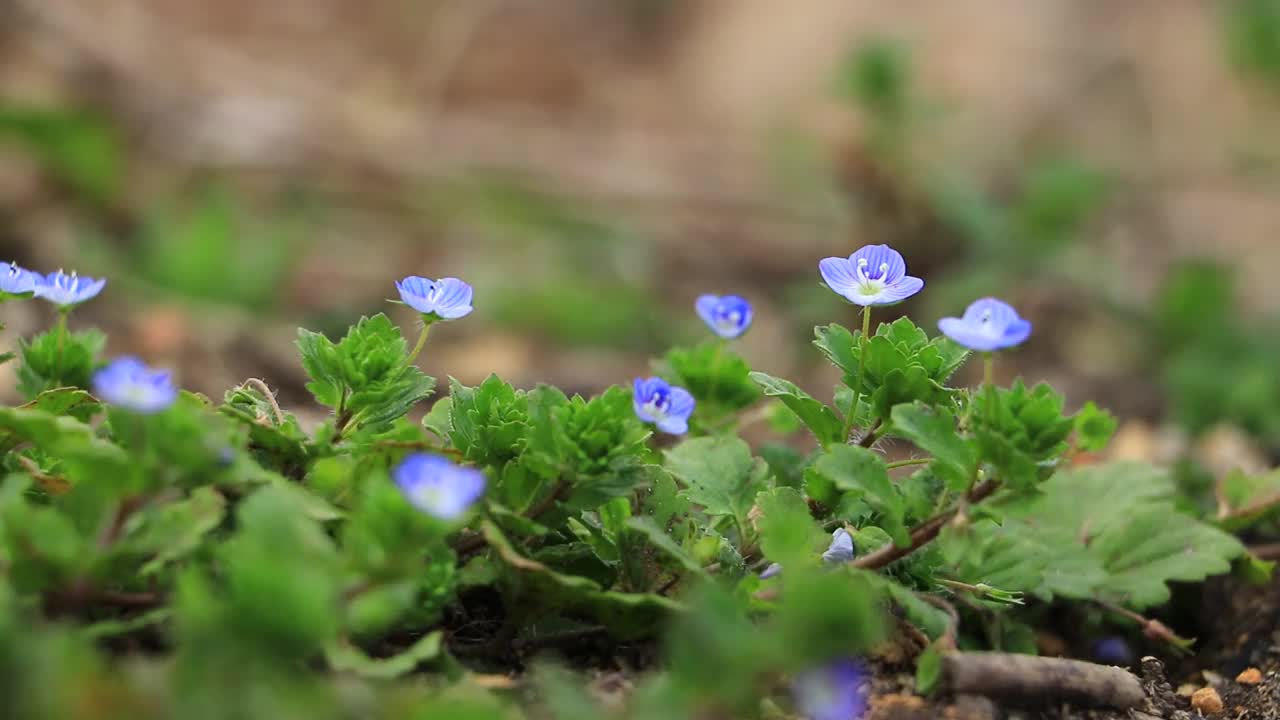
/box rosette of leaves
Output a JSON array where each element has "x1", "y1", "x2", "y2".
[
  {"x1": 815, "y1": 317, "x2": 968, "y2": 425},
  {"x1": 297, "y1": 314, "x2": 435, "y2": 438}
]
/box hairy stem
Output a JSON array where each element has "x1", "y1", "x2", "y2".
[
  {"x1": 852, "y1": 478, "x2": 1000, "y2": 570},
  {"x1": 53, "y1": 310, "x2": 69, "y2": 381},
  {"x1": 886, "y1": 456, "x2": 933, "y2": 470},
  {"x1": 404, "y1": 321, "x2": 432, "y2": 368},
  {"x1": 840, "y1": 305, "x2": 873, "y2": 445}
]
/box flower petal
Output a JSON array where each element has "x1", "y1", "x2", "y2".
[
  {"x1": 695, "y1": 294, "x2": 721, "y2": 329},
  {"x1": 1001, "y1": 318, "x2": 1032, "y2": 347},
  {"x1": 397, "y1": 276, "x2": 436, "y2": 314},
  {"x1": 666, "y1": 386, "x2": 696, "y2": 419},
  {"x1": 874, "y1": 275, "x2": 924, "y2": 304},
  {"x1": 822, "y1": 528, "x2": 855, "y2": 564},
  {"x1": 938, "y1": 317, "x2": 1005, "y2": 351},
  {"x1": 759, "y1": 563, "x2": 784, "y2": 580},
  {"x1": 819, "y1": 257, "x2": 859, "y2": 296},
  {"x1": 432, "y1": 277, "x2": 474, "y2": 319},
  {"x1": 850, "y1": 244, "x2": 907, "y2": 283},
  {"x1": 656, "y1": 415, "x2": 689, "y2": 435}
]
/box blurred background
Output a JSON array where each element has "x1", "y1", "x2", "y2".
[{"x1": 4, "y1": 0, "x2": 1280, "y2": 471}]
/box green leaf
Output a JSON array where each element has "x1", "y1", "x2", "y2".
[
  {"x1": 993, "y1": 462, "x2": 1245, "y2": 608},
  {"x1": 297, "y1": 314, "x2": 436, "y2": 432},
  {"x1": 665, "y1": 437, "x2": 764, "y2": 522},
  {"x1": 422, "y1": 396, "x2": 453, "y2": 440},
  {"x1": 749, "y1": 372, "x2": 844, "y2": 447},
  {"x1": 973, "y1": 380, "x2": 1074, "y2": 490},
  {"x1": 625, "y1": 517, "x2": 706, "y2": 577},
  {"x1": 481, "y1": 521, "x2": 680, "y2": 638},
  {"x1": 657, "y1": 342, "x2": 760, "y2": 416},
  {"x1": 450, "y1": 375, "x2": 528, "y2": 468},
  {"x1": 1073, "y1": 401, "x2": 1118, "y2": 453},
  {"x1": 17, "y1": 329, "x2": 106, "y2": 400},
  {"x1": 915, "y1": 641, "x2": 945, "y2": 695},
  {"x1": 890, "y1": 403, "x2": 976, "y2": 490},
  {"x1": 810, "y1": 446, "x2": 908, "y2": 547},
  {"x1": 135, "y1": 487, "x2": 228, "y2": 576},
  {"x1": 325, "y1": 631, "x2": 443, "y2": 679},
  {"x1": 755, "y1": 487, "x2": 825, "y2": 569}
]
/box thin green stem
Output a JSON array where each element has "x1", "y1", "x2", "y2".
[
  {"x1": 982, "y1": 352, "x2": 994, "y2": 389},
  {"x1": 886, "y1": 457, "x2": 932, "y2": 470},
  {"x1": 404, "y1": 321, "x2": 433, "y2": 368},
  {"x1": 54, "y1": 310, "x2": 69, "y2": 382},
  {"x1": 704, "y1": 338, "x2": 727, "y2": 412},
  {"x1": 840, "y1": 305, "x2": 873, "y2": 444}
]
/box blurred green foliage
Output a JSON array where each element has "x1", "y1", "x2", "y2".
[
  {"x1": 75, "y1": 186, "x2": 301, "y2": 311},
  {"x1": 1154, "y1": 261, "x2": 1280, "y2": 446},
  {"x1": 0, "y1": 106, "x2": 122, "y2": 204},
  {"x1": 1224, "y1": 0, "x2": 1280, "y2": 88}
]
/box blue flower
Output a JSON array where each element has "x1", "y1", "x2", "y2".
[
  {"x1": 394, "y1": 453, "x2": 486, "y2": 520},
  {"x1": 937, "y1": 297, "x2": 1032, "y2": 352},
  {"x1": 632, "y1": 377, "x2": 695, "y2": 435},
  {"x1": 695, "y1": 294, "x2": 753, "y2": 339},
  {"x1": 821, "y1": 528, "x2": 855, "y2": 564},
  {"x1": 760, "y1": 529, "x2": 856, "y2": 580},
  {"x1": 0, "y1": 263, "x2": 37, "y2": 296},
  {"x1": 33, "y1": 270, "x2": 106, "y2": 309},
  {"x1": 1091, "y1": 637, "x2": 1133, "y2": 666},
  {"x1": 92, "y1": 356, "x2": 178, "y2": 414},
  {"x1": 395, "y1": 276, "x2": 474, "y2": 320},
  {"x1": 793, "y1": 659, "x2": 869, "y2": 720},
  {"x1": 819, "y1": 244, "x2": 923, "y2": 306}
]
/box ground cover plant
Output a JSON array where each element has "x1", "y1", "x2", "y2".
[{"x1": 0, "y1": 246, "x2": 1269, "y2": 719}]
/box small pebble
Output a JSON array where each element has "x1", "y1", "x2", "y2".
[
  {"x1": 1235, "y1": 667, "x2": 1263, "y2": 685},
  {"x1": 1176, "y1": 683, "x2": 1198, "y2": 698},
  {"x1": 1190, "y1": 687, "x2": 1223, "y2": 715}
]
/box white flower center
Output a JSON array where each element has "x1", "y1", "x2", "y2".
[{"x1": 854, "y1": 259, "x2": 891, "y2": 296}]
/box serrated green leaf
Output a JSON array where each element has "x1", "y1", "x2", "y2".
[
  {"x1": 755, "y1": 487, "x2": 825, "y2": 569},
  {"x1": 422, "y1": 396, "x2": 453, "y2": 440},
  {"x1": 890, "y1": 403, "x2": 976, "y2": 490},
  {"x1": 665, "y1": 437, "x2": 763, "y2": 522},
  {"x1": 449, "y1": 375, "x2": 528, "y2": 467},
  {"x1": 297, "y1": 314, "x2": 436, "y2": 433},
  {"x1": 811, "y1": 446, "x2": 908, "y2": 547},
  {"x1": 1073, "y1": 401, "x2": 1117, "y2": 452},
  {"x1": 481, "y1": 521, "x2": 680, "y2": 638},
  {"x1": 993, "y1": 462, "x2": 1245, "y2": 608},
  {"x1": 657, "y1": 342, "x2": 760, "y2": 416},
  {"x1": 749, "y1": 372, "x2": 844, "y2": 447},
  {"x1": 17, "y1": 328, "x2": 106, "y2": 400},
  {"x1": 625, "y1": 517, "x2": 705, "y2": 576},
  {"x1": 135, "y1": 487, "x2": 227, "y2": 576}
]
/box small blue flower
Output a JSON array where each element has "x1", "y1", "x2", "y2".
[
  {"x1": 395, "y1": 276, "x2": 474, "y2": 320},
  {"x1": 695, "y1": 294, "x2": 753, "y2": 339},
  {"x1": 394, "y1": 453, "x2": 486, "y2": 520},
  {"x1": 937, "y1": 297, "x2": 1032, "y2": 352},
  {"x1": 33, "y1": 270, "x2": 106, "y2": 309},
  {"x1": 1091, "y1": 637, "x2": 1133, "y2": 666},
  {"x1": 760, "y1": 562, "x2": 784, "y2": 580},
  {"x1": 760, "y1": 529, "x2": 856, "y2": 580},
  {"x1": 821, "y1": 528, "x2": 855, "y2": 564},
  {"x1": 0, "y1": 263, "x2": 37, "y2": 296},
  {"x1": 793, "y1": 659, "x2": 870, "y2": 720},
  {"x1": 632, "y1": 377, "x2": 695, "y2": 435},
  {"x1": 92, "y1": 356, "x2": 178, "y2": 414},
  {"x1": 819, "y1": 244, "x2": 923, "y2": 307}
]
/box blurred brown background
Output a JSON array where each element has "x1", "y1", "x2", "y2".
[{"x1": 3, "y1": 0, "x2": 1280, "y2": 460}]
